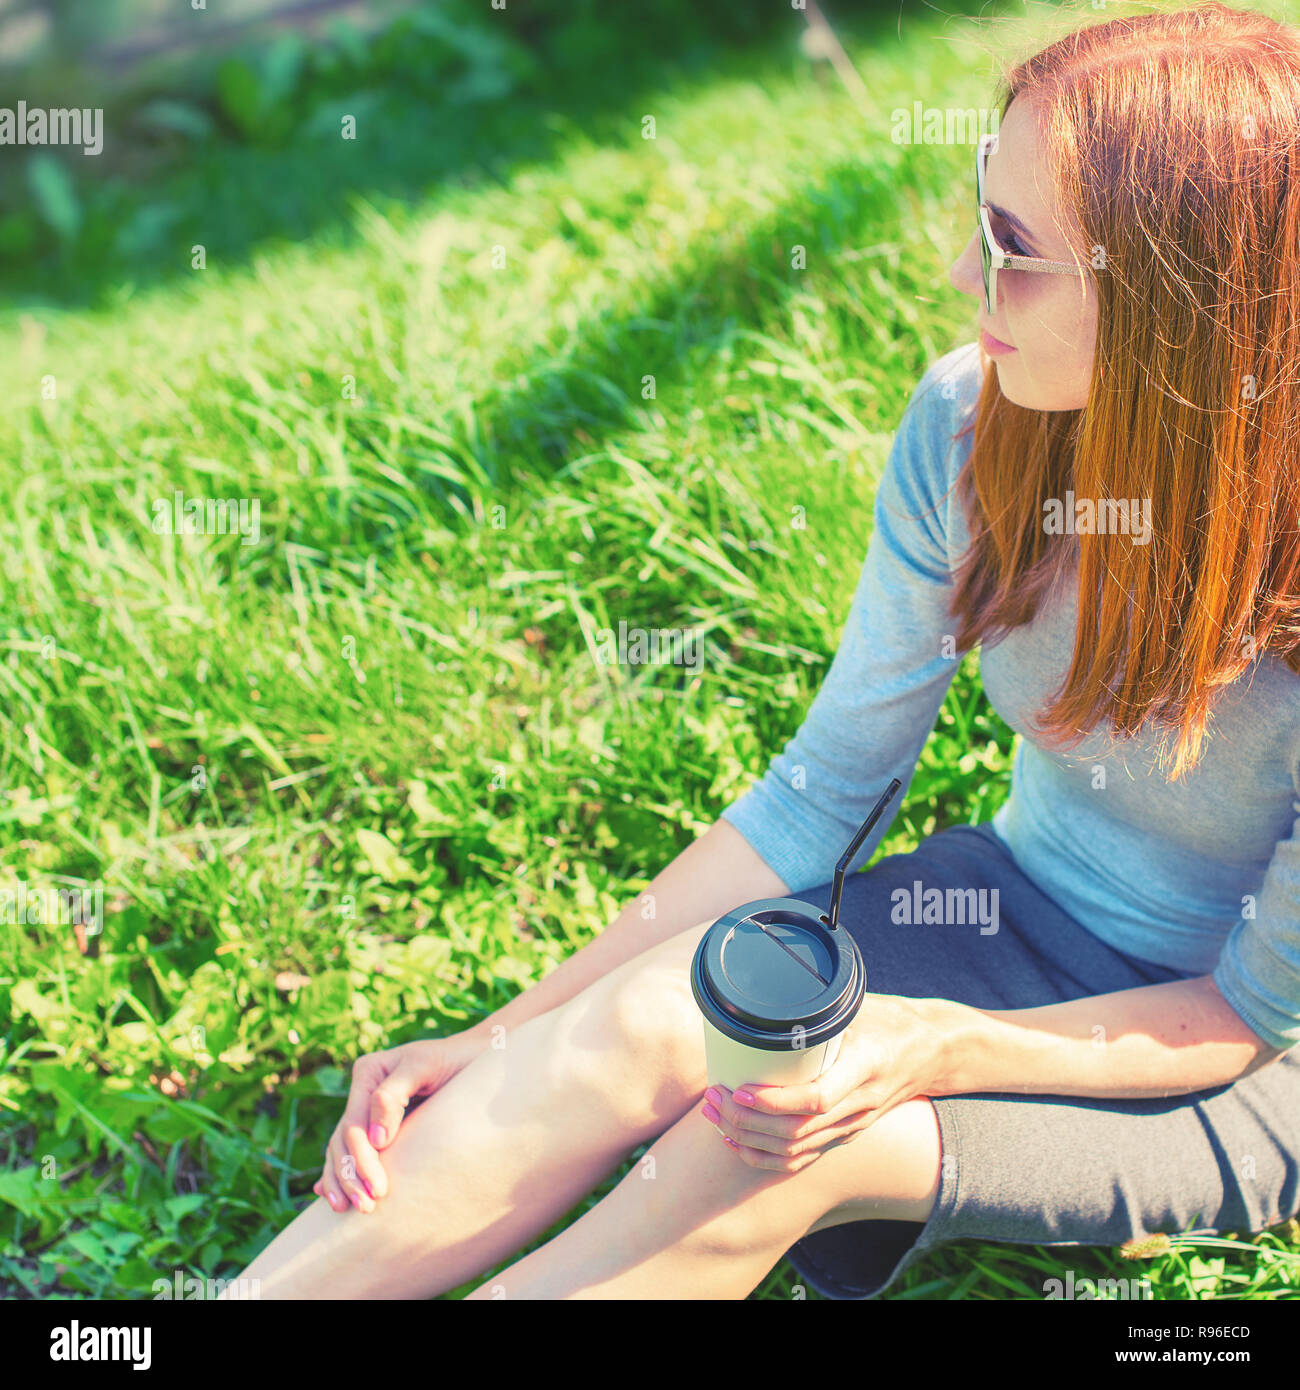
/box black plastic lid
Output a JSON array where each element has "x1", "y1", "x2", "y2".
[{"x1": 690, "y1": 898, "x2": 865, "y2": 1051}]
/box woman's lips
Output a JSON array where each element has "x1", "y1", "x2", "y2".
[{"x1": 981, "y1": 328, "x2": 1016, "y2": 356}]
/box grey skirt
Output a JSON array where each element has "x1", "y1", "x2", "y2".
[{"x1": 780, "y1": 821, "x2": 1300, "y2": 1300}]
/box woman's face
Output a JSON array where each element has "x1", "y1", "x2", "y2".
[{"x1": 949, "y1": 97, "x2": 1098, "y2": 412}]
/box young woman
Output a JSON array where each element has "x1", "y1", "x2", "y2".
[{"x1": 232, "y1": 3, "x2": 1300, "y2": 1299}]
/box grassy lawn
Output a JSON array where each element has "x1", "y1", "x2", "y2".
[{"x1": 1, "y1": 0, "x2": 1297, "y2": 1300}]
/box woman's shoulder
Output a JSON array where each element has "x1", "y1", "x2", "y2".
[
  {"x1": 907, "y1": 339, "x2": 983, "y2": 435},
  {"x1": 886, "y1": 340, "x2": 983, "y2": 509}
]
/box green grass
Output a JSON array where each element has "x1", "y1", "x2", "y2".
[{"x1": 1, "y1": 0, "x2": 1297, "y2": 1301}]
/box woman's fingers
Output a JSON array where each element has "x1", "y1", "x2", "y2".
[
  {"x1": 705, "y1": 1083, "x2": 892, "y2": 1150},
  {"x1": 701, "y1": 1088, "x2": 813, "y2": 1153},
  {"x1": 316, "y1": 1149, "x2": 349, "y2": 1213},
  {"x1": 724, "y1": 1130, "x2": 858, "y2": 1173},
  {"x1": 331, "y1": 1054, "x2": 399, "y2": 1205},
  {"x1": 703, "y1": 1087, "x2": 879, "y2": 1159},
  {"x1": 328, "y1": 1128, "x2": 378, "y2": 1217},
  {"x1": 329, "y1": 1126, "x2": 375, "y2": 1213},
  {"x1": 313, "y1": 1045, "x2": 450, "y2": 1212},
  {"x1": 367, "y1": 1053, "x2": 436, "y2": 1155},
  {"x1": 705, "y1": 1107, "x2": 807, "y2": 1157}
]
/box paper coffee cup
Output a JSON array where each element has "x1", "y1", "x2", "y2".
[{"x1": 690, "y1": 897, "x2": 865, "y2": 1092}]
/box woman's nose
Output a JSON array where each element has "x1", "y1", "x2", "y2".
[{"x1": 949, "y1": 227, "x2": 984, "y2": 302}]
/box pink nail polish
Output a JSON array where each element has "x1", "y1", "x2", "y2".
[
  {"x1": 723, "y1": 1137, "x2": 740, "y2": 1149},
  {"x1": 734, "y1": 1089, "x2": 755, "y2": 1106},
  {"x1": 704, "y1": 1088, "x2": 721, "y2": 1107},
  {"x1": 370, "y1": 1124, "x2": 386, "y2": 1147},
  {"x1": 701, "y1": 1102, "x2": 720, "y2": 1124}
]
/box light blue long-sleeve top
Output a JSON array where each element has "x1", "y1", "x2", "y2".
[{"x1": 720, "y1": 340, "x2": 1300, "y2": 1053}]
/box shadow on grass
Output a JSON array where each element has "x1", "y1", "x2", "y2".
[{"x1": 1, "y1": 0, "x2": 976, "y2": 313}]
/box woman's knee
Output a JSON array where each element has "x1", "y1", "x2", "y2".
[
  {"x1": 686, "y1": 1097, "x2": 943, "y2": 1264},
  {"x1": 802, "y1": 1096, "x2": 944, "y2": 1232},
  {"x1": 559, "y1": 920, "x2": 714, "y2": 1117}
]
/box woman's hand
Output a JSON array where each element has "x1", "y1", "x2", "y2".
[
  {"x1": 313, "y1": 1030, "x2": 490, "y2": 1213},
  {"x1": 698, "y1": 993, "x2": 957, "y2": 1173}
]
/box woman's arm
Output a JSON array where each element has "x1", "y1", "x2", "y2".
[
  {"x1": 461, "y1": 817, "x2": 790, "y2": 1044},
  {"x1": 926, "y1": 974, "x2": 1287, "y2": 1100}
]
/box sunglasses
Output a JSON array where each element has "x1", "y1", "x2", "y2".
[{"x1": 976, "y1": 132, "x2": 1092, "y2": 315}]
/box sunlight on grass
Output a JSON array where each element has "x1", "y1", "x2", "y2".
[{"x1": 1, "y1": 1, "x2": 1295, "y2": 1302}]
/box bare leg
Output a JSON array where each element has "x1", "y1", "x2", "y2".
[
  {"x1": 233, "y1": 918, "x2": 718, "y2": 1299},
  {"x1": 464, "y1": 1089, "x2": 943, "y2": 1300}
]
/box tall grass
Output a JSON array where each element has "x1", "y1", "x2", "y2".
[{"x1": 1, "y1": 1, "x2": 1295, "y2": 1300}]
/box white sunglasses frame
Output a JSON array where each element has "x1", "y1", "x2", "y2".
[{"x1": 977, "y1": 132, "x2": 1094, "y2": 314}]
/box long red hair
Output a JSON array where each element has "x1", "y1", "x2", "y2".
[{"x1": 948, "y1": 1, "x2": 1300, "y2": 781}]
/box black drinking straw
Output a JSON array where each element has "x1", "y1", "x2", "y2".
[{"x1": 825, "y1": 777, "x2": 902, "y2": 931}]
